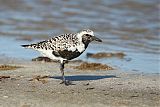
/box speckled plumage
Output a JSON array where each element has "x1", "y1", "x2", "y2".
[
  {"x1": 22, "y1": 33, "x2": 84, "y2": 61},
  {"x1": 22, "y1": 29, "x2": 102, "y2": 85}
]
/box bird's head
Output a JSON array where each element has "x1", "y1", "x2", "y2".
[{"x1": 78, "y1": 29, "x2": 102, "y2": 44}]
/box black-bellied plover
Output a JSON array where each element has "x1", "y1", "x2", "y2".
[{"x1": 21, "y1": 29, "x2": 102, "y2": 85}]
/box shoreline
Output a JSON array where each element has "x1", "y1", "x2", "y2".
[{"x1": 0, "y1": 58, "x2": 159, "y2": 107}]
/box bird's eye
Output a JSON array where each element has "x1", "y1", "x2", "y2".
[{"x1": 85, "y1": 34, "x2": 90, "y2": 36}]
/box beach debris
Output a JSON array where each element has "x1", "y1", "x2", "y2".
[
  {"x1": 0, "y1": 64, "x2": 21, "y2": 71},
  {"x1": 130, "y1": 94, "x2": 139, "y2": 98},
  {"x1": 150, "y1": 92, "x2": 159, "y2": 95},
  {"x1": 110, "y1": 87, "x2": 113, "y2": 89},
  {"x1": 86, "y1": 87, "x2": 95, "y2": 90},
  {"x1": 73, "y1": 62, "x2": 114, "y2": 70},
  {"x1": 32, "y1": 57, "x2": 54, "y2": 62},
  {"x1": 29, "y1": 75, "x2": 50, "y2": 84},
  {"x1": 86, "y1": 52, "x2": 126, "y2": 59},
  {"x1": 83, "y1": 83, "x2": 90, "y2": 86},
  {"x1": 0, "y1": 75, "x2": 10, "y2": 81},
  {"x1": 117, "y1": 83, "x2": 123, "y2": 85}
]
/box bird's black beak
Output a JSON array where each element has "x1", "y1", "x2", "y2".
[{"x1": 92, "y1": 36, "x2": 102, "y2": 42}]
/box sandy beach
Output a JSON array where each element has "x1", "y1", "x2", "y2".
[{"x1": 0, "y1": 58, "x2": 159, "y2": 107}]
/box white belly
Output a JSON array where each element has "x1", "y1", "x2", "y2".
[{"x1": 37, "y1": 49, "x2": 66, "y2": 61}]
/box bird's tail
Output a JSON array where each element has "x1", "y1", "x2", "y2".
[{"x1": 21, "y1": 44, "x2": 36, "y2": 49}]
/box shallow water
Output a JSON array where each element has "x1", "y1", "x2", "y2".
[{"x1": 0, "y1": 0, "x2": 159, "y2": 73}]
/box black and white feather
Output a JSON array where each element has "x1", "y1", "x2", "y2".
[
  {"x1": 22, "y1": 29, "x2": 101, "y2": 62},
  {"x1": 21, "y1": 29, "x2": 102, "y2": 85}
]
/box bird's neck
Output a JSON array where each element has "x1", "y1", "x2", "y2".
[
  {"x1": 82, "y1": 39, "x2": 90, "y2": 49},
  {"x1": 77, "y1": 33, "x2": 90, "y2": 49},
  {"x1": 77, "y1": 33, "x2": 83, "y2": 42}
]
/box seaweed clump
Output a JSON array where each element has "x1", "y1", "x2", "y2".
[
  {"x1": 87, "y1": 52, "x2": 126, "y2": 59},
  {"x1": 73, "y1": 62, "x2": 114, "y2": 71},
  {"x1": 0, "y1": 65, "x2": 21, "y2": 71}
]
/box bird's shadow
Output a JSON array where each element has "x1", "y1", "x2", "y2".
[{"x1": 50, "y1": 75, "x2": 118, "y2": 81}]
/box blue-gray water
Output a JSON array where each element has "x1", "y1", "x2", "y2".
[{"x1": 0, "y1": 0, "x2": 159, "y2": 73}]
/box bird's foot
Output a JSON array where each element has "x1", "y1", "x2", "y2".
[{"x1": 60, "y1": 80, "x2": 73, "y2": 86}]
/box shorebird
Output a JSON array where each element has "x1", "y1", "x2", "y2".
[{"x1": 21, "y1": 29, "x2": 102, "y2": 85}]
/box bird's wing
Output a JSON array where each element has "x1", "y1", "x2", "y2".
[
  {"x1": 22, "y1": 33, "x2": 78, "y2": 51},
  {"x1": 47, "y1": 33, "x2": 78, "y2": 52}
]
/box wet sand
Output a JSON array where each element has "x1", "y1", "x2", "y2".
[{"x1": 0, "y1": 58, "x2": 159, "y2": 107}]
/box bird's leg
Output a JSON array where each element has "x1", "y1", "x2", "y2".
[
  {"x1": 60, "y1": 61, "x2": 65, "y2": 83},
  {"x1": 59, "y1": 61, "x2": 72, "y2": 85}
]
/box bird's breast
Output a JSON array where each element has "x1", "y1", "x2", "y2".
[
  {"x1": 58, "y1": 49, "x2": 82, "y2": 60},
  {"x1": 76, "y1": 43, "x2": 86, "y2": 53}
]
